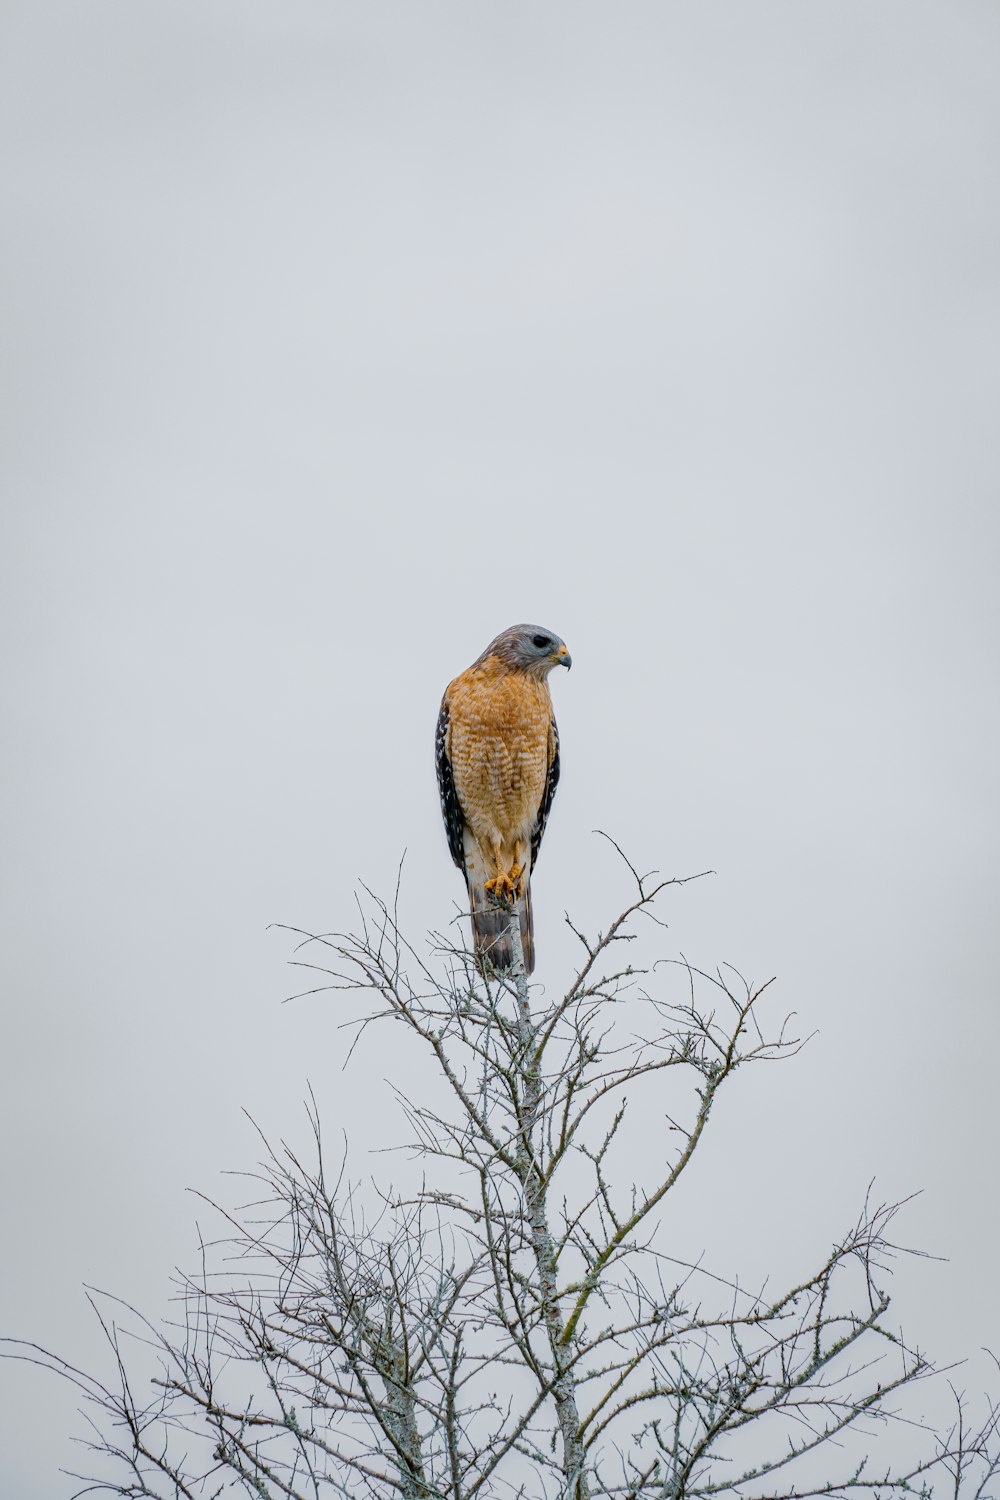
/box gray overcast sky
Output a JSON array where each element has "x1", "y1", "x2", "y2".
[{"x1": 2, "y1": 3, "x2": 999, "y2": 1493}]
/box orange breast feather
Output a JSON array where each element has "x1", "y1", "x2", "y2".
[{"x1": 446, "y1": 657, "x2": 553, "y2": 847}]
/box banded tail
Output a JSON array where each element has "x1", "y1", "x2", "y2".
[
  {"x1": 463, "y1": 834, "x2": 535, "y2": 973},
  {"x1": 468, "y1": 878, "x2": 534, "y2": 974}
]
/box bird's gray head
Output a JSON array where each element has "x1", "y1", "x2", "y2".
[{"x1": 478, "y1": 623, "x2": 572, "y2": 677}]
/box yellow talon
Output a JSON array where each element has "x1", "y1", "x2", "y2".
[{"x1": 485, "y1": 868, "x2": 520, "y2": 904}]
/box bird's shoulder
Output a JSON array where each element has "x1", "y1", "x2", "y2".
[{"x1": 445, "y1": 656, "x2": 552, "y2": 729}]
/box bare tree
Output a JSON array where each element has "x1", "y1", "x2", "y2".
[{"x1": 7, "y1": 849, "x2": 1000, "y2": 1499}]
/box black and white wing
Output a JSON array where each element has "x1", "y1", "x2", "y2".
[
  {"x1": 530, "y1": 716, "x2": 560, "y2": 869},
  {"x1": 435, "y1": 694, "x2": 466, "y2": 870}
]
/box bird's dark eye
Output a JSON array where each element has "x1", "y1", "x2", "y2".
[{"x1": 532, "y1": 634, "x2": 550, "y2": 649}]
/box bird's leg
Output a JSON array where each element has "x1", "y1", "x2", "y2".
[
  {"x1": 484, "y1": 843, "x2": 516, "y2": 906},
  {"x1": 486, "y1": 872, "x2": 518, "y2": 904},
  {"x1": 508, "y1": 841, "x2": 529, "y2": 897},
  {"x1": 487, "y1": 862, "x2": 525, "y2": 904}
]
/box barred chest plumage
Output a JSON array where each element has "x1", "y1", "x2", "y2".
[{"x1": 445, "y1": 665, "x2": 553, "y2": 843}]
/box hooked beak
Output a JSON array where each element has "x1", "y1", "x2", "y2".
[{"x1": 553, "y1": 644, "x2": 572, "y2": 670}]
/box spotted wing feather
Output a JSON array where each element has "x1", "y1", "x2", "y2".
[
  {"x1": 530, "y1": 718, "x2": 560, "y2": 870},
  {"x1": 435, "y1": 695, "x2": 466, "y2": 869}
]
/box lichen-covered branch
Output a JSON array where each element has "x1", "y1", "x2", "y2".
[{"x1": 5, "y1": 849, "x2": 998, "y2": 1499}]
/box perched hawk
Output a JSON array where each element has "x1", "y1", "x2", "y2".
[{"x1": 435, "y1": 623, "x2": 571, "y2": 973}]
